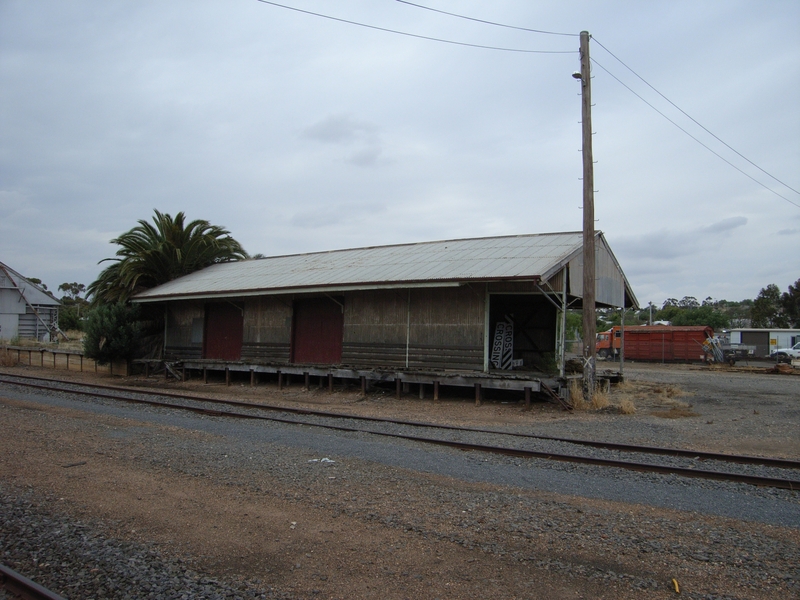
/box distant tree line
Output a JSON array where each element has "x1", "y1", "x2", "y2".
[{"x1": 591, "y1": 278, "x2": 799, "y2": 335}]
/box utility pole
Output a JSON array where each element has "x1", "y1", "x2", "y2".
[{"x1": 577, "y1": 30, "x2": 596, "y2": 399}]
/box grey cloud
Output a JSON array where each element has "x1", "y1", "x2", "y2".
[
  {"x1": 303, "y1": 115, "x2": 377, "y2": 145},
  {"x1": 347, "y1": 146, "x2": 382, "y2": 167},
  {"x1": 699, "y1": 216, "x2": 748, "y2": 234},
  {"x1": 614, "y1": 216, "x2": 748, "y2": 261},
  {"x1": 777, "y1": 228, "x2": 799, "y2": 235},
  {"x1": 303, "y1": 114, "x2": 384, "y2": 168},
  {"x1": 290, "y1": 202, "x2": 387, "y2": 229}
]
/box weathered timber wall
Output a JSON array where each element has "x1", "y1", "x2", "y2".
[
  {"x1": 242, "y1": 297, "x2": 292, "y2": 362},
  {"x1": 163, "y1": 286, "x2": 485, "y2": 370},
  {"x1": 342, "y1": 286, "x2": 484, "y2": 370},
  {"x1": 165, "y1": 302, "x2": 204, "y2": 360}
]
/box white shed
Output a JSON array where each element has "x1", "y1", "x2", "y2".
[{"x1": 0, "y1": 262, "x2": 61, "y2": 342}]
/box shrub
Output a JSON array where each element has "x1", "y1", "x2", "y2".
[
  {"x1": 83, "y1": 303, "x2": 142, "y2": 365},
  {"x1": 58, "y1": 304, "x2": 84, "y2": 332}
]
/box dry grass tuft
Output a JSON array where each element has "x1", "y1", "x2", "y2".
[
  {"x1": 0, "y1": 349, "x2": 17, "y2": 367},
  {"x1": 653, "y1": 384, "x2": 686, "y2": 398},
  {"x1": 651, "y1": 405, "x2": 700, "y2": 419},
  {"x1": 569, "y1": 379, "x2": 587, "y2": 410},
  {"x1": 591, "y1": 387, "x2": 610, "y2": 410},
  {"x1": 568, "y1": 379, "x2": 613, "y2": 411},
  {"x1": 617, "y1": 397, "x2": 636, "y2": 414},
  {"x1": 615, "y1": 380, "x2": 633, "y2": 392}
]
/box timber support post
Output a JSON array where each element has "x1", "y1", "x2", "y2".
[{"x1": 577, "y1": 30, "x2": 596, "y2": 400}]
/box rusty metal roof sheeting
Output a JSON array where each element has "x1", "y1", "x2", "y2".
[{"x1": 133, "y1": 232, "x2": 595, "y2": 301}]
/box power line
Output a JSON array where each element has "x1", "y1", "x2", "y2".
[
  {"x1": 592, "y1": 37, "x2": 800, "y2": 197},
  {"x1": 254, "y1": 1, "x2": 575, "y2": 54},
  {"x1": 395, "y1": 3, "x2": 799, "y2": 206},
  {"x1": 257, "y1": 1, "x2": 797, "y2": 208},
  {"x1": 395, "y1": 0, "x2": 578, "y2": 37},
  {"x1": 591, "y1": 58, "x2": 800, "y2": 210}
]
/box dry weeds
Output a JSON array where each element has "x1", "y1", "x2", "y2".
[
  {"x1": 0, "y1": 349, "x2": 17, "y2": 367},
  {"x1": 651, "y1": 406, "x2": 700, "y2": 419},
  {"x1": 617, "y1": 397, "x2": 636, "y2": 414},
  {"x1": 653, "y1": 384, "x2": 687, "y2": 399},
  {"x1": 569, "y1": 379, "x2": 587, "y2": 410},
  {"x1": 569, "y1": 379, "x2": 614, "y2": 411},
  {"x1": 591, "y1": 387, "x2": 610, "y2": 410}
]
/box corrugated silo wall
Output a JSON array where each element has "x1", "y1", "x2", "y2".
[{"x1": 342, "y1": 286, "x2": 485, "y2": 370}]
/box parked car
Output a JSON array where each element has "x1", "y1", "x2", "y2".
[{"x1": 770, "y1": 342, "x2": 800, "y2": 362}]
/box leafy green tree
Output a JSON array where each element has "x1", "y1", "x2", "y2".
[
  {"x1": 83, "y1": 303, "x2": 142, "y2": 364},
  {"x1": 25, "y1": 277, "x2": 48, "y2": 291},
  {"x1": 654, "y1": 303, "x2": 682, "y2": 323},
  {"x1": 58, "y1": 282, "x2": 86, "y2": 299},
  {"x1": 88, "y1": 210, "x2": 248, "y2": 305},
  {"x1": 713, "y1": 298, "x2": 753, "y2": 328},
  {"x1": 652, "y1": 296, "x2": 730, "y2": 330},
  {"x1": 781, "y1": 279, "x2": 800, "y2": 328},
  {"x1": 751, "y1": 284, "x2": 789, "y2": 328},
  {"x1": 597, "y1": 308, "x2": 643, "y2": 329},
  {"x1": 57, "y1": 282, "x2": 89, "y2": 331},
  {"x1": 670, "y1": 305, "x2": 729, "y2": 330},
  {"x1": 58, "y1": 305, "x2": 83, "y2": 331},
  {"x1": 565, "y1": 311, "x2": 582, "y2": 339}
]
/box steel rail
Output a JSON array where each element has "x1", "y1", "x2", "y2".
[
  {"x1": 0, "y1": 564, "x2": 66, "y2": 600},
  {"x1": 2, "y1": 371, "x2": 798, "y2": 471},
  {"x1": 1, "y1": 375, "x2": 799, "y2": 491}
]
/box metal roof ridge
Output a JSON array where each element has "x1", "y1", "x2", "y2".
[{"x1": 244, "y1": 230, "x2": 587, "y2": 263}]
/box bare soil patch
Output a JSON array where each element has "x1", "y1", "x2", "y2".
[{"x1": 1, "y1": 360, "x2": 799, "y2": 599}]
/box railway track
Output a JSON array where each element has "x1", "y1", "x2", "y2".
[
  {"x1": 1, "y1": 371, "x2": 799, "y2": 491},
  {"x1": 0, "y1": 563, "x2": 65, "y2": 600}
]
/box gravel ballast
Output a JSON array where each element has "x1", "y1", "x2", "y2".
[
  {"x1": 1, "y1": 362, "x2": 799, "y2": 599},
  {"x1": 1, "y1": 485, "x2": 283, "y2": 599}
]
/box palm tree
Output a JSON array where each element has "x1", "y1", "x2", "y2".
[{"x1": 88, "y1": 210, "x2": 248, "y2": 304}]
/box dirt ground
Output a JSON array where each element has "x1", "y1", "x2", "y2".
[
  {"x1": 6, "y1": 356, "x2": 797, "y2": 457},
  {"x1": 1, "y1": 359, "x2": 799, "y2": 599}
]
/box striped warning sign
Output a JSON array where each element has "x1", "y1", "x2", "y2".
[{"x1": 491, "y1": 316, "x2": 514, "y2": 370}]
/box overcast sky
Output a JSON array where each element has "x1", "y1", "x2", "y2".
[{"x1": 1, "y1": 1, "x2": 798, "y2": 308}]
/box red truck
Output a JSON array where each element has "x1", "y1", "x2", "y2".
[{"x1": 595, "y1": 325, "x2": 713, "y2": 362}]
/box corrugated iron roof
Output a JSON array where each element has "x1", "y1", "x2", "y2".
[{"x1": 134, "y1": 232, "x2": 589, "y2": 301}]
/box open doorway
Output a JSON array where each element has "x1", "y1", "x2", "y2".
[{"x1": 489, "y1": 294, "x2": 557, "y2": 373}]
